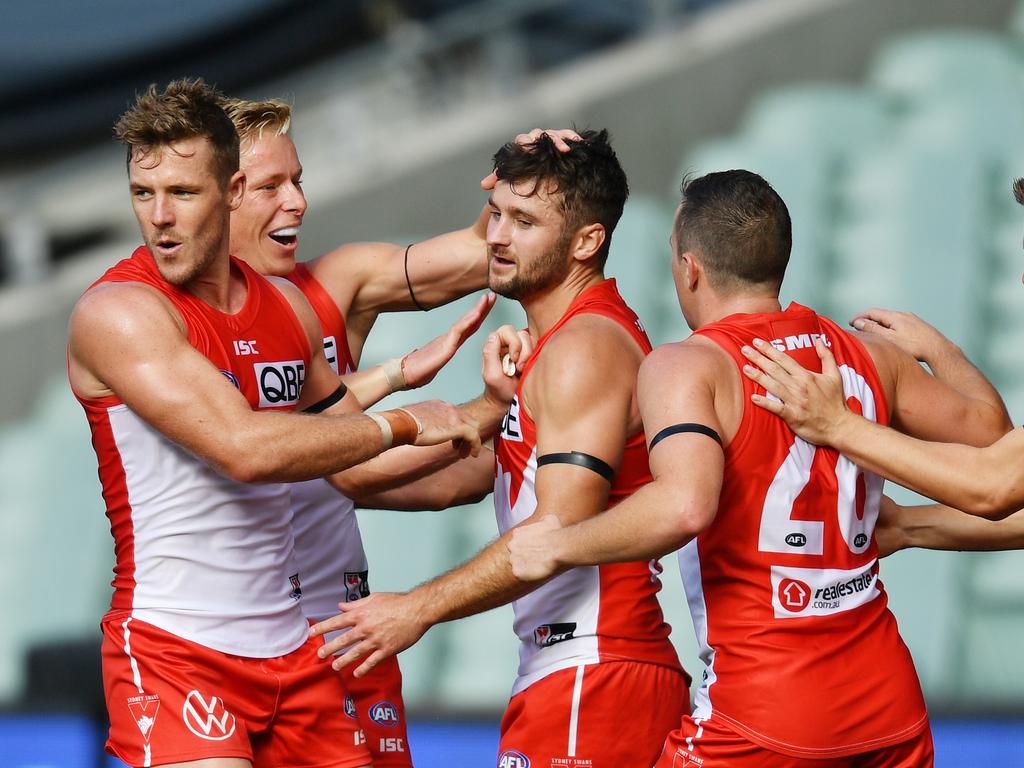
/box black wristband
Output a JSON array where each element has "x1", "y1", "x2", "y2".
[
  {"x1": 537, "y1": 451, "x2": 615, "y2": 482},
  {"x1": 404, "y1": 243, "x2": 428, "y2": 312},
  {"x1": 648, "y1": 423, "x2": 723, "y2": 453},
  {"x1": 303, "y1": 383, "x2": 348, "y2": 414}
]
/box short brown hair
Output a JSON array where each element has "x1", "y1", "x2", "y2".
[
  {"x1": 1013, "y1": 177, "x2": 1024, "y2": 206},
  {"x1": 221, "y1": 97, "x2": 292, "y2": 150},
  {"x1": 113, "y1": 78, "x2": 239, "y2": 186},
  {"x1": 491, "y1": 129, "x2": 629, "y2": 267},
  {"x1": 675, "y1": 170, "x2": 791, "y2": 293}
]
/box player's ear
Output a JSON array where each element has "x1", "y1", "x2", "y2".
[
  {"x1": 571, "y1": 223, "x2": 606, "y2": 265},
  {"x1": 680, "y1": 250, "x2": 700, "y2": 291},
  {"x1": 227, "y1": 171, "x2": 246, "y2": 212}
]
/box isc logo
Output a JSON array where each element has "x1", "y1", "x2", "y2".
[
  {"x1": 254, "y1": 360, "x2": 306, "y2": 408},
  {"x1": 498, "y1": 750, "x2": 530, "y2": 768},
  {"x1": 369, "y1": 701, "x2": 400, "y2": 727},
  {"x1": 380, "y1": 737, "x2": 405, "y2": 753}
]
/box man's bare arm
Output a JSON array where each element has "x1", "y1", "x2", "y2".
[
  {"x1": 68, "y1": 283, "x2": 480, "y2": 483},
  {"x1": 309, "y1": 316, "x2": 639, "y2": 675},
  {"x1": 510, "y1": 343, "x2": 724, "y2": 580},
  {"x1": 741, "y1": 337, "x2": 1024, "y2": 518},
  {"x1": 877, "y1": 495, "x2": 1024, "y2": 557}
]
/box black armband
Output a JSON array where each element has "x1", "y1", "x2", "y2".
[
  {"x1": 648, "y1": 423, "x2": 723, "y2": 453},
  {"x1": 537, "y1": 451, "x2": 614, "y2": 482},
  {"x1": 303, "y1": 383, "x2": 348, "y2": 414}
]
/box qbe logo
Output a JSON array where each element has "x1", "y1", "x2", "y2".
[
  {"x1": 369, "y1": 700, "x2": 400, "y2": 727},
  {"x1": 777, "y1": 578, "x2": 811, "y2": 612},
  {"x1": 498, "y1": 749, "x2": 531, "y2": 768},
  {"x1": 254, "y1": 360, "x2": 306, "y2": 407}
]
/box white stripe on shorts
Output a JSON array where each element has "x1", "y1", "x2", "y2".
[{"x1": 567, "y1": 665, "x2": 586, "y2": 757}]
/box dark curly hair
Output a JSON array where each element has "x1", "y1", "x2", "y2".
[{"x1": 491, "y1": 129, "x2": 629, "y2": 266}]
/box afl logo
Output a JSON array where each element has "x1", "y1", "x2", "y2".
[
  {"x1": 778, "y1": 578, "x2": 811, "y2": 612},
  {"x1": 785, "y1": 533, "x2": 807, "y2": 548},
  {"x1": 343, "y1": 696, "x2": 357, "y2": 719},
  {"x1": 369, "y1": 700, "x2": 400, "y2": 727},
  {"x1": 220, "y1": 370, "x2": 240, "y2": 389},
  {"x1": 854, "y1": 533, "x2": 868, "y2": 548},
  {"x1": 498, "y1": 750, "x2": 530, "y2": 768}
]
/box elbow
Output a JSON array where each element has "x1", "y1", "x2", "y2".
[
  {"x1": 960, "y1": 482, "x2": 1018, "y2": 521},
  {"x1": 215, "y1": 435, "x2": 278, "y2": 483}
]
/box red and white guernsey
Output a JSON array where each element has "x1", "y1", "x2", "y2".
[
  {"x1": 683, "y1": 302, "x2": 928, "y2": 757},
  {"x1": 495, "y1": 279, "x2": 683, "y2": 695},
  {"x1": 285, "y1": 263, "x2": 371, "y2": 624},
  {"x1": 74, "y1": 246, "x2": 314, "y2": 658}
]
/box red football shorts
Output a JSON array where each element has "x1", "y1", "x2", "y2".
[
  {"x1": 102, "y1": 615, "x2": 371, "y2": 767},
  {"x1": 339, "y1": 655, "x2": 411, "y2": 767},
  {"x1": 656, "y1": 714, "x2": 934, "y2": 768},
  {"x1": 498, "y1": 661, "x2": 690, "y2": 768}
]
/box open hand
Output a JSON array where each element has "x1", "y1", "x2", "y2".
[{"x1": 401, "y1": 293, "x2": 497, "y2": 389}]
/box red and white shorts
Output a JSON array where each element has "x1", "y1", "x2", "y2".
[
  {"x1": 498, "y1": 661, "x2": 690, "y2": 768},
  {"x1": 102, "y1": 615, "x2": 371, "y2": 768},
  {"x1": 339, "y1": 655, "x2": 411, "y2": 768},
  {"x1": 656, "y1": 714, "x2": 934, "y2": 768}
]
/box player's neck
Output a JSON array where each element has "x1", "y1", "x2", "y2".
[
  {"x1": 696, "y1": 292, "x2": 781, "y2": 327},
  {"x1": 187, "y1": 255, "x2": 249, "y2": 314},
  {"x1": 521, "y1": 270, "x2": 605, "y2": 338}
]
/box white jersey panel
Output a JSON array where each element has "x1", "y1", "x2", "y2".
[
  {"x1": 290, "y1": 478, "x2": 369, "y2": 654},
  {"x1": 495, "y1": 451, "x2": 601, "y2": 695},
  {"x1": 679, "y1": 539, "x2": 717, "y2": 720},
  {"x1": 110, "y1": 405, "x2": 309, "y2": 657}
]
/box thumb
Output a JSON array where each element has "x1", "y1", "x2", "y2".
[{"x1": 816, "y1": 338, "x2": 839, "y2": 379}]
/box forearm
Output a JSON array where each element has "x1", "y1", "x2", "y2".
[
  {"x1": 357, "y1": 449, "x2": 494, "y2": 510},
  {"x1": 342, "y1": 366, "x2": 391, "y2": 409},
  {"x1": 414, "y1": 534, "x2": 536, "y2": 625},
  {"x1": 227, "y1": 411, "x2": 387, "y2": 482},
  {"x1": 461, "y1": 393, "x2": 508, "y2": 441},
  {"x1": 898, "y1": 503, "x2": 1024, "y2": 551},
  {"x1": 329, "y1": 441, "x2": 464, "y2": 498},
  {"x1": 552, "y1": 482, "x2": 703, "y2": 567},
  {"x1": 832, "y1": 417, "x2": 1023, "y2": 518}
]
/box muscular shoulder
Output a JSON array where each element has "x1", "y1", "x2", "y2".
[
  {"x1": 71, "y1": 281, "x2": 185, "y2": 345},
  {"x1": 848, "y1": 329, "x2": 902, "y2": 406},
  {"x1": 307, "y1": 242, "x2": 399, "y2": 313},
  {"x1": 524, "y1": 313, "x2": 642, "y2": 418},
  {"x1": 642, "y1": 335, "x2": 732, "y2": 383}
]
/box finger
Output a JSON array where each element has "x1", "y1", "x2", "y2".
[
  {"x1": 494, "y1": 324, "x2": 523, "y2": 359},
  {"x1": 319, "y1": 629, "x2": 360, "y2": 659},
  {"x1": 749, "y1": 338, "x2": 805, "y2": 375},
  {"x1": 851, "y1": 308, "x2": 898, "y2": 329},
  {"x1": 850, "y1": 317, "x2": 889, "y2": 335},
  {"x1": 740, "y1": 343, "x2": 797, "y2": 385},
  {"x1": 353, "y1": 650, "x2": 387, "y2": 679},
  {"x1": 331, "y1": 642, "x2": 366, "y2": 672},
  {"x1": 459, "y1": 293, "x2": 496, "y2": 338},
  {"x1": 310, "y1": 612, "x2": 356, "y2": 638},
  {"x1": 741, "y1": 363, "x2": 791, "y2": 402},
  {"x1": 816, "y1": 338, "x2": 840, "y2": 379},
  {"x1": 750, "y1": 392, "x2": 785, "y2": 416},
  {"x1": 480, "y1": 171, "x2": 498, "y2": 190}
]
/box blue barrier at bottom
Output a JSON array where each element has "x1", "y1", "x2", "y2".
[{"x1": 0, "y1": 714, "x2": 1022, "y2": 767}]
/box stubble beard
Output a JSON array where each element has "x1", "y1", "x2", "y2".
[{"x1": 489, "y1": 234, "x2": 573, "y2": 301}]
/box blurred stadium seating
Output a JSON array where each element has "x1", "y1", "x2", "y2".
[{"x1": 3, "y1": 0, "x2": 1024, "y2": 763}]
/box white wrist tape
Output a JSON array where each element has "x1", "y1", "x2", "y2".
[
  {"x1": 382, "y1": 356, "x2": 407, "y2": 393},
  {"x1": 367, "y1": 412, "x2": 393, "y2": 451}
]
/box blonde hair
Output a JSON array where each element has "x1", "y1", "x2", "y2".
[
  {"x1": 220, "y1": 97, "x2": 292, "y2": 150},
  {"x1": 113, "y1": 78, "x2": 239, "y2": 185}
]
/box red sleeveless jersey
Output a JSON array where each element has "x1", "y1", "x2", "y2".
[
  {"x1": 287, "y1": 262, "x2": 355, "y2": 375},
  {"x1": 495, "y1": 279, "x2": 684, "y2": 694},
  {"x1": 72, "y1": 246, "x2": 315, "y2": 657},
  {"x1": 683, "y1": 302, "x2": 927, "y2": 757}
]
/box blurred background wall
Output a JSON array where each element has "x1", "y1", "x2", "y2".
[{"x1": 3, "y1": 0, "x2": 1024, "y2": 764}]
